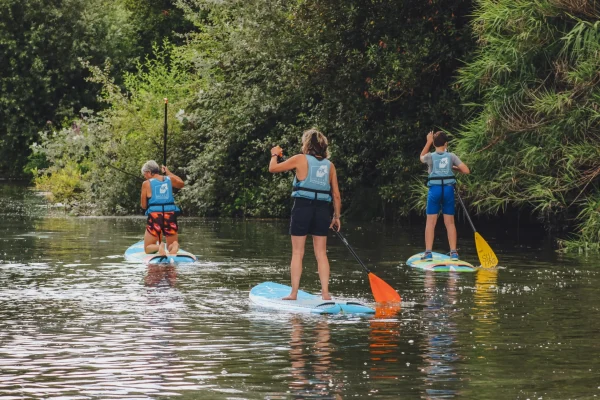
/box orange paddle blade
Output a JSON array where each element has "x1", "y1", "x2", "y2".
[
  {"x1": 374, "y1": 304, "x2": 402, "y2": 319},
  {"x1": 368, "y1": 273, "x2": 401, "y2": 303}
]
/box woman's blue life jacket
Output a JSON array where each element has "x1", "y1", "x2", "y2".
[
  {"x1": 291, "y1": 155, "x2": 333, "y2": 202},
  {"x1": 146, "y1": 176, "x2": 181, "y2": 215},
  {"x1": 427, "y1": 151, "x2": 457, "y2": 187}
]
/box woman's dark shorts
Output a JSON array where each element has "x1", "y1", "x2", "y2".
[
  {"x1": 146, "y1": 211, "x2": 178, "y2": 239},
  {"x1": 289, "y1": 197, "x2": 331, "y2": 237}
]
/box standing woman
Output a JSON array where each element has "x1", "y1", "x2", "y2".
[
  {"x1": 140, "y1": 160, "x2": 185, "y2": 256},
  {"x1": 269, "y1": 128, "x2": 342, "y2": 300}
]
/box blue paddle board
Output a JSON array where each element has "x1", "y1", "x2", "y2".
[
  {"x1": 125, "y1": 240, "x2": 197, "y2": 265},
  {"x1": 406, "y1": 252, "x2": 476, "y2": 272},
  {"x1": 249, "y1": 282, "x2": 375, "y2": 314}
]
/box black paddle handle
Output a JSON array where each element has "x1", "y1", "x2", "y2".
[
  {"x1": 456, "y1": 189, "x2": 477, "y2": 233},
  {"x1": 162, "y1": 99, "x2": 168, "y2": 247},
  {"x1": 334, "y1": 230, "x2": 371, "y2": 274},
  {"x1": 163, "y1": 98, "x2": 168, "y2": 167}
]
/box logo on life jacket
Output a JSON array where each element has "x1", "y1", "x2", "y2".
[
  {"x1": 316, "y1": 165, "x2": 328, "y2": 178},
  {"x1": 309, "y1": 165, "x2": 329, "y2": 186},
  {"x1": 154, "y1": 183, "x2": 169, "y2": 199},
  {"x1": 438, "y1": 158, "x2": 449, "y2": 170}
]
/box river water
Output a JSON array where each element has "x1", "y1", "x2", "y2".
[{"x1": 0, "y1": 183, "x2": 599, "y2": 399}]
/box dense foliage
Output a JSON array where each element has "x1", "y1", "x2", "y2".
[
  {"x1": 0, "y1": 0, "x2": 193, "y2": 177},
  {"x1": 0, "y1": 0, "x2": 138, "y2": 176},
  {"x1": 7, "y1": 0, "x2": 600, "y2": 250},
  {"x1": 31, "y1": 44, "x2": 199, "y2": 214},
  {"x1": 124, "y1": 0, "x2": 196, "y2": 53},
  {"x1": 178, "y1": 0, "x2": 474, "y2": 218},
  {"x1": 453, "y1": 0, "x2": 600, "y2": 250},
  {"x1": 30, "y1": 0, "x2": 474, "y2": 218}
]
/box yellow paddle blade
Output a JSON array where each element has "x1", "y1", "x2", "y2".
[
  {"x1": 368, "y1": 273, "x2": 401, "y2": 303},
  {"x1": 475, "y1": 232, "x2": 498, "y2": 269}
]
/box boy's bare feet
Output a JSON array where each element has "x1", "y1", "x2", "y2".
[
  {"x1": 321, "y1": 293, "x2": 332, "y2": 300},
  {"x1": 282, "y1": 293, "x2": 297, "y2": 300}
]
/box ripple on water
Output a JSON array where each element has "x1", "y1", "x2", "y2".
[{"x1": 1, "y1": 199, "x2": 600, "y2": 398}]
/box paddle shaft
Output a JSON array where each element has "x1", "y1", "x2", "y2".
[
  {"x1": 161, "y1": 98, "x2": 168, "y2": 254},
  {"x1": 105, "y1": 99, "x2": 169, "y2": 182},
  {"x1": 107, "y1": 163, "x2": 144, "y2": 182},
  {"x1": 455, "y1": 190, "x2": 477, "y2": 233},
  {"x1": 334, "y1": 230, "x2": 372, "y2": 274},
  {"x1": 163, "y1": 98, "x2": 168, "y2": 166}
]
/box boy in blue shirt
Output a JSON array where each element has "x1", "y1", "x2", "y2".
[{"x1": 420, "y1": 131, "x2": 470, "y2": 260}]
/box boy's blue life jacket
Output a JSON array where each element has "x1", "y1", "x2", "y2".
[
  {"x1": 146, "y1": 176, "x2": 180, "y2": 215},
  {"x1": 292, "y1": 155, "x2": 332, "y2": 202},
  {"x1": 427, "y1": 152, "x2": 456, "y2": 187}
]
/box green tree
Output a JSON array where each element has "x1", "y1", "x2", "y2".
[
  {"x1": 32, "y1": 0, "x2": 476, "y2": 220},
  {"x1": 179, "y1": 0, "x2": 474, "y2": 217},
  {"x1": 0, "y1": 0, "x2": 137, "y2": 176},
  {"x1": 31, "y1": 44, "x2": 199, "y2": 215},
  {"x1": 124, "y1": 0, "x2": 196, "y2": 54},
  {"x1": 453, "y1": 0, "x2": 600, "y2": 250}
]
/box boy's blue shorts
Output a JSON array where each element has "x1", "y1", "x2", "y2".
[{"x1": 426, "y1": 185, "x2": 455, "y2": 215}]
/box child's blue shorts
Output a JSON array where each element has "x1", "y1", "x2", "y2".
[{"x1": 426, "y1": 185, "x2": 455, "y2": 215}]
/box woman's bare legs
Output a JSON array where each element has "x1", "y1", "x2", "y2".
[
  {"x1": 312, "y1": 235, "x2": 331, "y2": 300},
  {"x1": 283, "y1": 235, "x2": 307, "y2": 300}
]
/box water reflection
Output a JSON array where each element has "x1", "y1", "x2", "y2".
[
  {"x1": 145, "y1": 263, "x2": 178, "y2": 287},
  {"x1": 420, "y1": 272, "x2": 462, "y2": 399},
  {"x1": 3, "y1": 185, "x2": 600, "y2": 398},
  {"x1": 288, "y1": 316, "x2": 342, "y2": 399},
  {"x1": 368, "y1": 304, "x2": 402, "y2": 380},
  {"x1": 473, "y1": 268, "x2": 499, "y2": 330}
]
